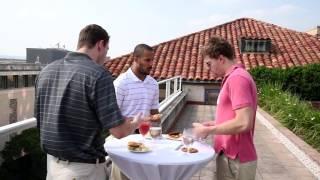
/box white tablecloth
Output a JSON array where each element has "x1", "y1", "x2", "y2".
[{"x1": 104, "y1": 134, "x2": 215, "y2": 180}]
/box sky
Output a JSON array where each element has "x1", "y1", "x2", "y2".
[{"x1": 0, "y1": 0, "x2": 319, "y2": 59}]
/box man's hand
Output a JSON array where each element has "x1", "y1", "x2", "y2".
[
  {"x1": 143, "y1": 114, "x2": 162, "y2": 122},
  {"x1": 129, "y1": 112, "x2": 144, "y2": 132},
  {"x1": 202, "y1": 121, "x2": 215, "y2": 126},
  {"x1": 192, "y1": 123, "x2": 212, "y2": 139}
]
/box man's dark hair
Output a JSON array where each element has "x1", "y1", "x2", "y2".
[
  {"x1": 77, "y1": 24, "x2": 110, "y2": 49},
  {"x1": 133, "y1": 44, "x2": 153, "y2": 58},
  {"x1": 202, "y1": 37, "x2": 235, "y2": 60}
]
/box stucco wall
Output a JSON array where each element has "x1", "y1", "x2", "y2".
[
  {"x1": 183, "y1": 85, "x2": 205, "y2": 102},
  {"x1": 0, "y1": 87, "x2": 34, "y2": 126},
  {"x1": 183, "y1": 84, "x2": 220, "y2": 104}
]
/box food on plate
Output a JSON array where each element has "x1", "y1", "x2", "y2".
[
  {"x1": 168, "y1": 131, "x2": 182, "y2": 139},
  {"x1": 181, "y1": 147, "x2": 198, "y2": 153},
  {"x1": 181, "y1": 147, "x2": 188, "y2": 152},
  {"x1": 127, "y1": 141, "x2": 143, "y2": 151},
  {"x1": 127, "y1": 141, "x2": 150, "y2": 152},
  {"x1": 150, "y1": 114, "x2": 162, "y2": 122},
  {"x1": 188, "y1": 147, "x2": 198, "y2": 153}
]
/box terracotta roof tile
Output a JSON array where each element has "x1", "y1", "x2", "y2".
[{"x1": 105, "y1": 18, "x2": 320, "y2": 81}]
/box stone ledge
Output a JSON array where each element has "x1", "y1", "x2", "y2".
[
  {"x1": 161, "y1": 91, "x2": 187, "y2": 132},
  {"x1": 257, "y1": 107, "x2": 320, "y2": 167}
]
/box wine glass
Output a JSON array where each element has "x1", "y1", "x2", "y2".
[
  {"x1": 139, "y1": 121, "x2": 150, "y2": 142},
  {"x1": 149, "y1": 119, "x2": 162, "y2": 141},
  {"x1": 149, "y1": 127, "x2": 162, "y2": 140},
  {"x1": 182, "y1": 128, "x2": 194, "y2": 153}
]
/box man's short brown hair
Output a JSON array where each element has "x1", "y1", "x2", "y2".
[
  {"x1": 202, "y1": 37, "x2": 235, "y2": 60},
  {"x1": 77, "y1": 24, "x2": 110, "y2": 49}
]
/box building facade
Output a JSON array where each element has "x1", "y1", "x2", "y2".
[
  {"x1": 0, "y1": 62, "x2": 41, "y2": 126},
  {"x1": 26, "y1": 48, "x2": 69, "y2": 65}
]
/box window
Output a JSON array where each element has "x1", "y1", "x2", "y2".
[
  {"x1": 240, "y1": 38, "x2": 271, "y2": 53},
  {"x1": 23, "y1": 75, "x2": 29, "y2": 87},
  {"x1": 7, "y1": 75, "x2": 14, "y2": 89},
  {"x1": 0, "y1": 76, "x2": 8, "y2": 89},
  {"x1": 13, "y1": 75, "x2": 19, "y2": 88},
  {"x1": 205, "y1": 88, "x2": 220, "y2": 105},
  {"x1": 31, "y1": 75, "x2": 37, "y2": 86},
  {"x1": 18, "y1": 75, "x2": 24, "y2": 88}
]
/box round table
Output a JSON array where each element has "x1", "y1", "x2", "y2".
[{"x1": 104, "y1": 134, "x2": 215, "y2": 180}]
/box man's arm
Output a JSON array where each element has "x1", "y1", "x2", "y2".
[
  {"x1": 34, "y1": 76, "x2": 40, "y2": 129},
  {"x1": 109, "y1": 117, "x2": 139, "y2": 138},
  {"x1": 209, "y1": 106, "x2": 254, "y2": 134},
  {"x1": 193, "y1": 106, "x2": 254, "y2": 138},
  {"x1": 93, "y1": 72, "x2": 134, "y2": 139},
  {"x1": 150, "y1": 83, "x2": 160, "y2": 116},
  {"x1": 113, "y1": 77, "x2": 126, "y2": 109}
]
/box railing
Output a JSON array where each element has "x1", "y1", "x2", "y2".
[
  {"x1": 0, "y1": 118, "x2": 37, "y2": 136},
  {"x1": 158, "y1": 76, "x2": 182, "y2": 112},
  {"x1": 0, "y1": 118, "x2": 37, "y2": 154},
  {"x1": 0, "y1": 76, "x2": 183, "y2": 152}
]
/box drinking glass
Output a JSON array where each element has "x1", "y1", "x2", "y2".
[
  {"x1": 182, "y1": 128, "x2": 194, "y2": 152},
  {"x1": 149, "y1": 127, "x2": 162, "y2": 140},
  {"x1": 139, "y1": 121, "x2": 150, "y2": 141}
]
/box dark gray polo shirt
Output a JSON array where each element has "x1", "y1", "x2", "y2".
[{"x1": 35, "y1": 52, "x2": 124, "y2": 162}]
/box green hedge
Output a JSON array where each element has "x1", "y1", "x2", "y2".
[
  {"x1": 0, "y1": 128, "x2": 110, "y2": 180},
  {"x1": 258, "y1": 83, "x2": 320, "y2": 151},
  {"x1": 250, "y1": 64, "x2": 320, "y2": 101},
  {"x1": 0, "y1": 128, "x2": 46, "y2": 180}
]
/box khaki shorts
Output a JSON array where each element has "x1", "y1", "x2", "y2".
[
  {"x1": 46, "y1": 154, "x2": 108, "y2": 180},
  {"x1": 111, "y1": 163, "x2": 129, "y2": 180},
  {"x1": 216, "y1": 153, "x2": 257, "y2": 180}
]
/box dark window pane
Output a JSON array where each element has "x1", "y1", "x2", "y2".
[
  {"x1": 240, "y1": 38, "x2": 271, "y2": 53},
  {"x1": 13, "y1": 75, "x2": 19, "y2": 88}
]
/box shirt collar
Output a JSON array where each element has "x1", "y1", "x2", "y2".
[
  {"x1": 127, "y1": 68, "x2": 151, "y2": 83},
  {"x1": 64, "y1": 52, "x2": 92, "y2": 61},
  {"x1": 222, "y1": 63, "x2": 245, "y2": 85}
]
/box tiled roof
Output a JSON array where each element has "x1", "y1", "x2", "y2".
[{"x1": 105, "y1": 18, "x2": 320, "y2": 81}]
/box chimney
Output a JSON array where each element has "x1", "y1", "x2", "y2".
[{"x1": 306, "y1": 26, "x2": 320, "y2": 38}]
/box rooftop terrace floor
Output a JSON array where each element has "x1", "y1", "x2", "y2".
[{"x1": 170, "y1": 105, "x2": 316, "y2": 180}]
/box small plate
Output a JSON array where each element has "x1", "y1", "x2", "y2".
[
  {"x1": 128, "y1": 146, "x2": 151, "y2": 153},
  {"x1": 165, "y1": 134, "x2": 182, "y2": 141}
]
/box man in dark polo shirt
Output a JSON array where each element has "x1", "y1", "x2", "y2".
[{"x1": 35, "y1": 24, "x2": 138, "y2": 180}]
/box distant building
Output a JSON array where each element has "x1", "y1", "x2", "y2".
[
  {"x1": 1, "y1": 46, "x2": 69, "y2": 127},
  {"x1": 0, "y1": 61, "x2": 41, "y2": 126},
  {"x1": 306, "y1": 26, "x2": 320, "y2": 39},
  {"x1": 0, "y1": 58, "x2": 25, "y2": 64},
  {"x1": 26, "y1": 48, "x2": 69, "y2": 65}
]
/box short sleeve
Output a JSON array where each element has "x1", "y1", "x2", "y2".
[
  {"x1": 151, "y1": 83, "x2": 160, "y2": 110},
  {"x1": 93, "y1": 71, "x2": 124, "y2": 129},
  {"x1": 113, "y1": 77, "x2": 127, "y2": 109},
  {"x1": 227, "y1": 75, "x2": 253, "y2": 110}
]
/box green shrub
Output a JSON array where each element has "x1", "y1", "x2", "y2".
[
  {"x1": 0, "y1": 128, "x2": 46, "y2": 180},
  {"x1": 250, "y1": 64, "x2": 320, "y2": 100},
  {"x1": 0, "y1": 128, "x2": 109, "y2": 180},
  {"x1": 258, "y1": 83, "x2": 320, "y2": 151}
]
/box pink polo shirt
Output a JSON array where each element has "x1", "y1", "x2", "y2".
[{"x1": 214, "y1": 64, "x2": 257, "y2": 163}]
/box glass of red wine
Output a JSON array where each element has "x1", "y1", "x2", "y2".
[{"x1": 139, "y1": 121, "x2": 150, "y2": 141}]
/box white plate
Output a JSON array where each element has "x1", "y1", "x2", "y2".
[
  {"x1": 165, "y1": 134, "x2": 182, "y2": 141},
  {"x1": 128, "y1": 146, "x2": 151, "y2": 153}
]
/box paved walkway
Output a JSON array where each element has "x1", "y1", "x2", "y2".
[{"x1": 170, "y1": 105, "x2": 317, "y2": 180}]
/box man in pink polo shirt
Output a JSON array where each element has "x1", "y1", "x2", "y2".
[{"x1": 193, "y1": 37, "x2": 257, "y2": 180}]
